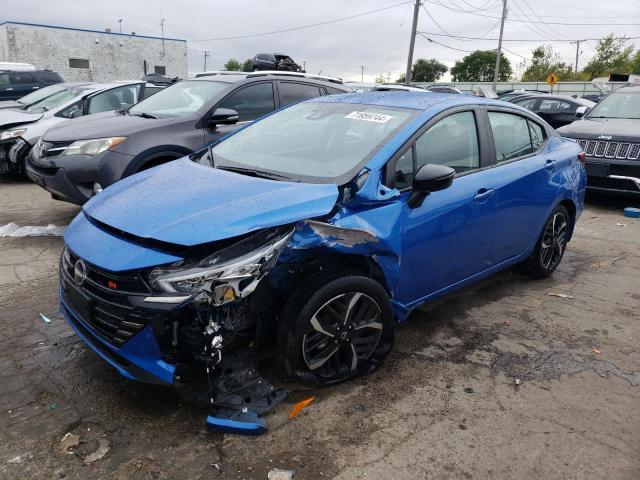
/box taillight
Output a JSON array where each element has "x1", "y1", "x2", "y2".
[{"x1": 578, "y1": 151, "x2": 586, "y2": 164}]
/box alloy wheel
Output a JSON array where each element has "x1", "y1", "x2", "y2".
[
  {"x1": 540, "y1": 212, "x2": 568, "y2": 271},
  {"x1": 301, "y1": 292, "x2": 383, "y2": 378}
]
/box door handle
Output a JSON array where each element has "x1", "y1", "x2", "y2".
[
  {"x1": 473, "y1": 188, "x2": 495, "y2": 201},
  {"x1": 6, "y1": 88, "x2": 13, "y2": 91},
  {"x1": 545, "y1": 159, "x2": 557, "y2": 170},
  {"x1": 31, "y1": 86, "x2": 40, "y2": 89}
]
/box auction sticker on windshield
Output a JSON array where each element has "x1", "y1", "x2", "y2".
[{"x1": 345, "y1": 111, "x2": 394, "y2": 123}]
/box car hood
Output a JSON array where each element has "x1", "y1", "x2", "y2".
[
  {"x1": 43, "y1": 111, "x2": 178, "y2": 141},
  {"x1": 83, "y1": 158, "x2": 340, "y2": 247},
  {"x1": 0, "y1": 108, "x2": 43, "y2": 129},
  {"x1": 557, "y1": 117, "x2": 640, "y2": 142},
  {"x1": 0, "y1": 100, "x2": 24, "y2": 110}
]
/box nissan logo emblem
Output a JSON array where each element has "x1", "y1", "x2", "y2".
[{"x1": 74, "y1": 259, "x2": 87, "y2": 286}]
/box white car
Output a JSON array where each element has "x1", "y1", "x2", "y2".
[{"x1": 0, "y1": 81, "x2": 147, "y2": 175}]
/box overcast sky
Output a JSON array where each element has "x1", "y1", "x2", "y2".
[{"x1": 4, "y1": 0, "x2": 640, "y2": 82}]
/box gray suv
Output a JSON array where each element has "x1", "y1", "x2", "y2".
[
  {"x1": 27, "y1": 72, "x2": 350, "y2": 204},
  {"x1": 557, "y1": 85, "x2": 640, "y2": 195}
]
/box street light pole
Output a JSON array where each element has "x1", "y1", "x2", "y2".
[
  {"x1": 405, "y1": 0, "x2": 421, "y2": 85},
  {"x1": 492, "y1": 0, "x2": 508, "y2": 92}
]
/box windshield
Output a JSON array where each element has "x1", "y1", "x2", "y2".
[
  {"x1": 17, "y1": 84, "x2": 71, "y2": 106},
  {"x1": 25, "y1": 86, "x2": 93, "y2": 113},
  {"x1": 129, "y1": 80, "x2": 229, "y2": 118},
  {"x1": 205, "y1": 102, "x2": 416, "y2": 184},
  {"x1": 587, "y1": 92, "x2": 640, "y2": 119}
]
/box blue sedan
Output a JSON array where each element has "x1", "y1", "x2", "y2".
[{"x1": 60, "y1": 91, "x2": 585, "y2": 412}]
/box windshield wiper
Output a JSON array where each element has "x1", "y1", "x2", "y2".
[
  {"x1": 129, "y1": 111, "x2": 157, "y2": 119},
  {"x1": 217, "y1": 166, "x2": 291, "y2": 181}
]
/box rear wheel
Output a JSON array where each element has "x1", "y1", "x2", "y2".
[
  {"x1": 521, "y1": 205, "x2": 570, "y2": 278},
  {"x1": 280, "y1": 271, "x2": 394, "y2": 387}
]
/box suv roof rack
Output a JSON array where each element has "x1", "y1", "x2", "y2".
[
  {"x1": 194, "y1": 71, "x2": 246, "y2": 78},
  {"x1": 246, "y1": 71, "x2": 344, "y2": 84}
]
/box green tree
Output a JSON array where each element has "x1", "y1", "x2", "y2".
[
  {"x1": 583, "y1": 35, "x2": 635, "y2": 78},
  {"x1": 412, "y1": 58, "x2": 448, "y2": 82},
  {"x1": 632, "y1": 51, "x2": 640, "y2": 74},
  {"x1": 521, "y1": 45, "x2": 574, "y2": 81},
  {"x1": 450, "y1": 50, "x2": 512, "y2": 82},
  {"x1": 396, "y1": 73, "x2": 406, "y2": 83},
  {"x1": 224, "y1": 58, "x2": 242, "y2": 71},
  {"x1": 241, "y1": 59, "x2": 253, "y2": 72},
  {"x1": 374, "y1": 74, "x2": 387, "y2": 83}
]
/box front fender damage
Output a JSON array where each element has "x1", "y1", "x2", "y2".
[{"x1": 201, "y1": 204, "x2": 407, "y2": 434}]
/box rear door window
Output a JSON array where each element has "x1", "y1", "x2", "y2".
[
  {"x1": 9, "y1": 73, "x2": 35, "y2": 85},
  {"x1": 218, "y1": 82, "x2": 275, "y2": 121},
  {"x1": 514, "y1": 97, "x2": 537, "y2": 110},
  {"x1": 278, "y1": 82, "x2": 322, "y2": 107},
  {"x1": 488, "y1": 112, "x2": 534, "y2": 162}
]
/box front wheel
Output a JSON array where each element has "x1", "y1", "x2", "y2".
[
  {"x1": 280, "y1": 272, "x2": 394, "y2": 387},
  {"x1": 521, "y1": 205, "x2": 570, "y2": 278}
]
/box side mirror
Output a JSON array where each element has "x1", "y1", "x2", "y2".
[
  {"x1": 208, "y1": 108, "x2": 238, "y2": 127},
  {"x1": 575, "y1": 106, "x2": 589, "y2": 118},
  {"x1": 408, "y1": 164, "x2": 455, "y2": 208},
  {"x1": 70, "y1": 109, "x2": 83, "y2": 119}
]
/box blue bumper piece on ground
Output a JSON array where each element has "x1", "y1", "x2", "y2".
[
  {"x1": 61, "y1": 297, "x2": 175, "y2": 385},
  {"x1": 205, "y1": 411, "x2": 268, "y2": 435}
]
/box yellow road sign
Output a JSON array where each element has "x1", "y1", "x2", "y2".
[{"x1": 546, "y1": 73, "x2": 559, "y2": 86}]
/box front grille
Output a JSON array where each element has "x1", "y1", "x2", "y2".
[
  {"x1": 575, "y1": 139, "x2": 640, "y2": 160},
  {"x1": 61, "y1": 249, "x2": 154, "y2": 348}
]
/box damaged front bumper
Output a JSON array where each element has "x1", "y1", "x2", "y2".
[{"x1": 0, "y1": 137, "x2": 30, "y2": 174}]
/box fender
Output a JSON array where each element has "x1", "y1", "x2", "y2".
[{"x1": 123, "y1": 145, "x2": 193, "y2": 178}]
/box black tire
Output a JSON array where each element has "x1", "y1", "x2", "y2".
[
  {"x1": 521, "y1": 205, "x2": 570, "y2": 278},
  {"x1": 280, "y1": 270, "x2": 394, "y2": 387}
]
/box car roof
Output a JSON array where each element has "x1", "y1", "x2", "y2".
[
  {"x1": 188, "y1": 72, "x2": 347, "y2": 87},
  {"x1": 511, "y1": 93, "x2": 596, "y2": 106},
  {"x1": 309, "y1": 90, "x2": 514, "y2": 111}
]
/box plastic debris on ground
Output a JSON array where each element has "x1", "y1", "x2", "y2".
[
  {"x1": 0, "y1": 223, "x2": 66, "y2": 237},
  {"x1": 464, "y1": 387, "x2": 474, "y2": 394},
  {"x1": 59, "y1": 433, "x2": 80, "y2": 453},
  {"x1": 84, "y1": 438, "x2": 110, "y2": 464},
  {"x1": 515, "y1": 378, "x2": 522, "y2": 386},
  {"x1": 288, "y1": 396, "x2": 316, "y2": 420},
  {"x1": 268, "y1": 468, "x2": 295, "y2": 480},
  {"x1": 204, "y1": 350, "x2": 287, "y2": 436},
  {"x1": 623, "y1": 207, "x2": 640, "y2": 218},
  {"x1": 592, "y1": 348, "x2": 602, "y2": 355},
  {"x1": 548, "y1": 293, "x2": 573, "y2": 299},
  {"x1": 39, "y1": 312, "x2": 52, "y2": 324},
  {"x1": 616, "y1": 222, "x2": 626, "y2": 227}
]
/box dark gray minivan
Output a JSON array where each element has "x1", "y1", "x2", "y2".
[{"x1": 27, "y1": 72, "x2": 350, "y2": 204}]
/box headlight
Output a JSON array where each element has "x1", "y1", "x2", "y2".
[
  {"x1": 149, "y1": 228, "x2": 292, "y2": 305},
  {"x1": 0, "y1": 128, "x2": 26, "y2": 141},
  {"x1": 62, "y1": 137, "x2": 127, "y2": 156}
]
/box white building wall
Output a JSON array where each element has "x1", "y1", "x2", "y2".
[{"x1": 0, "y1": 23, "x2": 187, "y2": 82}]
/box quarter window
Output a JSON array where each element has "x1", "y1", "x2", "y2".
[
  {"x1": 278, "y1": 82, "x2": 322, "y2": 107},
  {"x1": 528, "y1": 120, "x2": 546, "y2": 150},
  {"x1": 488, "y1": 112, "x2": 534, "y2": 162},
  {"x1": 415, "y1": 111, "x2": 480, "y2": 173},
  {"x1": 218, "y1": 82, "x2": 275, "y2": 121},
  {"x1": 539, "y1": 98, "x2": 573, "y2": 112}
]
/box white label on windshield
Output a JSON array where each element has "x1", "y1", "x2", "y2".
[{"x1": 345, "y1": 111, "x2": 393, "y2": 123}]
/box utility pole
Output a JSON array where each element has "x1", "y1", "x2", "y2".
[
  {"x1": 302, "y1": 60, "x2": 306, "y2": 72},
  {"x1": 405, "y1": 0, "x2": 421, "y2": 85},
  {"x1": 160, "y1": 18, "x2": 165, "y2": 56},
  {"x1": 360, "y1": 65, "x2": 365, "y2": 82},
  {"x1": 118, "y1": 18, "x2": 123, "y2": 34},
  {"x1": 570, "y1": 40, "x2": 583, "y2": 73},
  {"x1": 203, "y1": 51, "x2": 210, "y2": 71},
  {"x1": 492, "y1": 0, "x2": 508, "y2": 92}
]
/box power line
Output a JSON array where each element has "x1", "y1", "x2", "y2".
[
  {"x1": 190, "y1": 1, "x2": 411, "y2": 42},
  {"x1": 423, "y1": 0, "x2": 640, "y2": 26},
  {"x1": 418, "y1": 31, "x2": 640, "y2": 42},
  {"x1": 417, "y1": 32, "x2": 476, "y2": 52}
]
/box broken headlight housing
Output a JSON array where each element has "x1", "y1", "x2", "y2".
[
  {"x1": 0, "y1": 128, "x2": 27, "y2": 141},
  {"x1": 149, "y1": 227, "x2": 293, "y2": 305}
]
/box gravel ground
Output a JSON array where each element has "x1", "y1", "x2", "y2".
[{"x1": 0, "y1": 176, "x2": 638, "y2": 480}]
